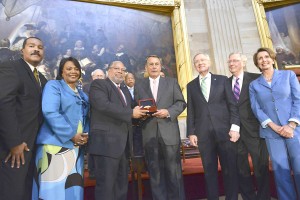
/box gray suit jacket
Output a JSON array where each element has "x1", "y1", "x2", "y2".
[{"x1": 135, "y1": 77, "x2": 186, "y2": 146}]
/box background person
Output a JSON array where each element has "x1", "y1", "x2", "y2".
[
  {"x1": 32, "y1": 57, "x2": 89, "y2": 200},
  {"x1": 125, "y1": 72, "x2": 135, "y2": 100},
  {"x1": 250, "y1": 47, "x2": 300, "y2": 200},
  {"x1": 83, "y1": 68, "x2": 106, "y2": 95},
  {"x1": 0, "y1": 38, "x2": 17, "y2": 63}
]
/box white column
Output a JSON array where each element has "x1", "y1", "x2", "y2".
[{"x1": 205, "y1": 0, "x2": 243, "y2": 75}]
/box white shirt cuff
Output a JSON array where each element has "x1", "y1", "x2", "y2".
[
  {"x1": 230, "y1": 124, "x2": 240, "y2": 132},
  {"x1": 289, "y1": 118, "x2": 300, "y2": 126},
  {"x1": 262, "y1": 119, "x2": 272, "y2": 128}
]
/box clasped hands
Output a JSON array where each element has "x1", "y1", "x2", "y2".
[
  {"x1": 71, "y1": 133, "x2": 88, "y2": 146},
  {"x1": 269, "y1": 122, "x2": 295, "y2": 138}
]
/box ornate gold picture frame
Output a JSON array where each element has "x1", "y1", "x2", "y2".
[
  {"x1": 74, "y1": 0, "x2": 192, "y2": 92},
  {"x1": 252, "y1": 0, "x2": 300, "y2": 69},
  {"x1": 74, "y1": 0, "x2": 191, "y2": 117}
]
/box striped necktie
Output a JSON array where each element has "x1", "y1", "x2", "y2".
[
  {"x1": 233, "y1": 77, "x2": 240, "y2": 101},
  {"x1": 201, "y1": 77, "x2": 208, "y2": 101},
  {"x1": 117, "y1": 86, "x2": 127, "y2": 106},
  {"x1": 33, "y1": 68, "x2": 40, "y2": 85}
]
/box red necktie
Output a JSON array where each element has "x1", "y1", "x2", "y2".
[{"x1": 117, "y1": 86, "x2": 127, "y2": 106}]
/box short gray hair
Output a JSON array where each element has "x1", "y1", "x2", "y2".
[
  {"x1": 91, "y1": 69, "x2": 104, "y2": 76},
  {"x1": 228, "y1": 52, "x2": 247, "y2": 66},
  {"x1": 193, "y1": 53, "x2": 210, "y2": 62}
]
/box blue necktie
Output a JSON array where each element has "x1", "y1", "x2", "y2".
[{"x1": 233, "y1": 78, "x2": 240, "y2": 101}]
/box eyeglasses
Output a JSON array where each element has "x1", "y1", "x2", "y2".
[
  {"x1": 227, "y1": 59, "x2": 241, "y2": 64},
  {"x1": 112, "y1": 67, "x2": 126, "y2": 72}
]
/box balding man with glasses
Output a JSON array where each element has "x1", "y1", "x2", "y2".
[{"x1": 225, "y1": 52, "x2": 270, "y2": 200}]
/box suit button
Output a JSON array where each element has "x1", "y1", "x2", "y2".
[
  {"x1": 275, "y1": 108, "x2": 278, "y2": 111},
  {"x1": 272, "y1": 99, "x2": 275, "y2": 102}
]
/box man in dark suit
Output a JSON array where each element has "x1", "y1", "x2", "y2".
[
  {"x1": 125, "y1": 72, "x2": 135, "y2": 100},
  {"x1": 0, "y1": 38, "x2": 17, "y2": 63},
  {"x1": 187, "y1": 53, "x2": 240, "y2": 200},
  {"x1": 135, "y1": 55, "x2": 186, "y2": 200},
  {"x1": 0, "y1": 37, "x2": 47, "y2": 200},
  {"x1": 226, "y1": 52, "x2": 270, "y2": 200},
  {"x1": 88, "y1": 61, "x2": 147, "y2": 200}
]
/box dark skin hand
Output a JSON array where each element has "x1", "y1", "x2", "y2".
[
  {"x1": 71, "y1": 133, "x2": 89, "y2": 146},
  {"x1": 5, "y1": 142, "x2": 30, "y2": 168}
]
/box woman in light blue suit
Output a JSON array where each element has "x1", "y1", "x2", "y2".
[
  {"x1": 249, "y1": 47, "x2": 300, "y2": 200},
  {"x1": 32, "y1": 57, "x2": 89, "y2": 200}
]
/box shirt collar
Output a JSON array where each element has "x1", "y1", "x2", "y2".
[
  {"x1": 24, "y1": 60, "x2": 36, "y2": 72},
  {"x1": 110, "y1": 79, "x2": 121, "y2": 88},
  {"x1": 233, "y1": 71, "x2": 244, "y2": 81},
  {"x1": 149, "y1": 76, "x2": 160, "y2": 82},
  {"x1": 127, "y1": 86, "x2": 134, "y2": 90},
  {"x1": 199, "y1": 72, "x2": 211, "y2": 81}
]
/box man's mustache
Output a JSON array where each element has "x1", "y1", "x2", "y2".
[{"x1": 31, "y1": 51, "x2": 40, "y2": 56}]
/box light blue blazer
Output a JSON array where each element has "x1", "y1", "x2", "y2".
[
  {"x1": 36, "y1": 80, "x2": 89, "y2": 149},
  {"x1": 249, "y1": 69, "x2": 300, "y2": 138}
]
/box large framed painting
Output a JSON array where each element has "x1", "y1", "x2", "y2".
[
  {"x1": 252, "y1": 0, "x2": 300, "y2": 69},
  {"x1": 0, "y1": 0, "x2": 192, "y2": 93}
]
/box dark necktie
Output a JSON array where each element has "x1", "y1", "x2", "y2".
[
  {"x1": 33, "y1": 68, "x2": 40, "y2": 85},
  {"x1": 117, "y1": 86, "x2": 127, "y2": 106},
  {"x1": 233, "y1": 77, "x2": 240, "y2": 101}
]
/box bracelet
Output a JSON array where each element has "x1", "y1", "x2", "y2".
[{"x1": 288, "y1": 124, "x2": 296, "y2": 130}]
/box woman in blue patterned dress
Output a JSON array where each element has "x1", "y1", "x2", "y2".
[{"x1": 32, "y1": 57, "x2": 89, "y2": 200}]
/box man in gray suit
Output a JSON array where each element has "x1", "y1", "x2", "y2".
[{"x1": 135, "y1": 55, "x2": 186, "y2": 200}]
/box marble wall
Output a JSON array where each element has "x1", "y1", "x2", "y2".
[{"x1": 184, "y1": 0, "x2": 261, "y2": 77}]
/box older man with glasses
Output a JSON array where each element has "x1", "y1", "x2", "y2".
[
  {"x1": 225, "y1": 52, "x2": 270, "y2": 200},
  {"x1": 88, "y1": 61, "x2": 147, "y2": 200}
]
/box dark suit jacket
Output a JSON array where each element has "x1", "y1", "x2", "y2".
[
  {"x1": 186, "y1": 73, "x2": 240, "y2": 142},
  {"x1": 0, "y1": 48, "x2": 17, "y2": 63},
  {"x1": 0, "y1": 59, "x2": 47, "y2": 159},
  {"x1": 88, "y1": 78, "x2": 133, "y2": 158},
  {"x1": 226, "y1": 72, "x2": 260, "y2": 139},
  {"x1": 135, "y1": 77, "x2": 186, "y2": 145}
]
